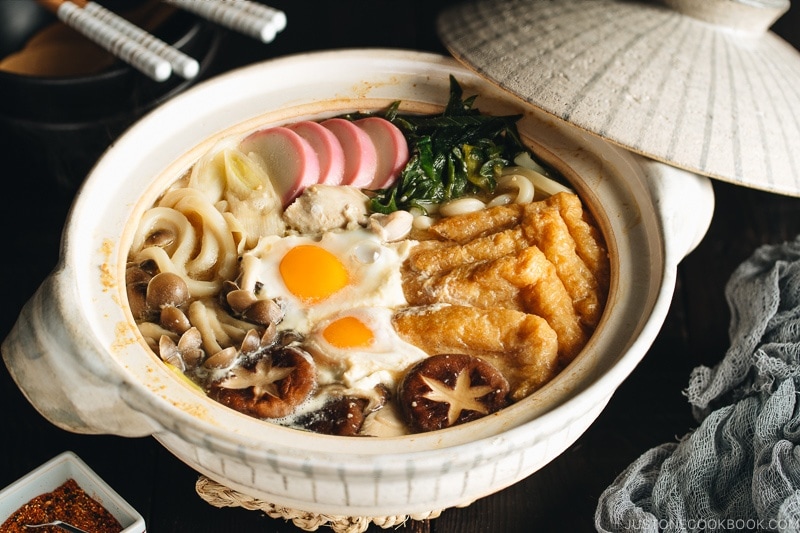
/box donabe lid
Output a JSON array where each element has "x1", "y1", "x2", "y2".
[{"x1": 437, "y1": 0, "x2": 800, "y2": 197}]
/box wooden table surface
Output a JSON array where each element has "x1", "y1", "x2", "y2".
[{"x1": 2, "y1": 1, "x2": 800, "y2": 531}]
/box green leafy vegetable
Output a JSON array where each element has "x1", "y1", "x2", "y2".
[{"x1": 364, "y1": 76, "x2": 530, "y2": 214}]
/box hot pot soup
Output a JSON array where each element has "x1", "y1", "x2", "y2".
[{"x1": 125, "y1": 77, "x2": 610, "y2": 437}]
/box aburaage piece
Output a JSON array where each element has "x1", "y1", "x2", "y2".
[{"x1": 399, "y1": 191, "x2": 609, "y2": 366}]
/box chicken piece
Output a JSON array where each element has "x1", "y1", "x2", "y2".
[
  {"x1": 393, "y1": 305, "x2": 560, "y2": 401},
  {"x1": 282, "y1": 184, "x2": 369, "y2": 233}
]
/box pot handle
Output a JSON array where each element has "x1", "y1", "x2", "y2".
[
  {"x1": 2, "y1": 265, "x2": 163, "y2": 437},
  {"x1": 635, "y1": 155, "x2": 716, "y2": 264}
]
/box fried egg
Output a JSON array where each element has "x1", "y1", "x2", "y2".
[
  {"x1": 245, "y1": 228, "x2": 413, "y2": 333},
  {"x1": 305, "y1": 306, "x2": 429, "y2": 391}
]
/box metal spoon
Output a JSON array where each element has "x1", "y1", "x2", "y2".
[{"x1": 25, "y1": 521, "x2": 89, "y2": 533}]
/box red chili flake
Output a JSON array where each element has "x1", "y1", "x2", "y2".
[{"x1": 0, "y1": 478, "x2": 123, "y2": 532}]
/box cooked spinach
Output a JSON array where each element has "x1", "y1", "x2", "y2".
[{"x1": 349, "y1": 76, "x2": 530, "y2": 214}]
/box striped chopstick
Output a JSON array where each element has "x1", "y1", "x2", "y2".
[
  {"x1": 37, "y1": 0, "x2": 199, "y2": 81},
  {"x1": 164, "y1": 0, "x2": 287, "y2": 43},
  {"x1": 40, "y1": 0, "x2": 171, "y2": 81},
  {"x1": 82, "y1": 2, "x2": 199, "y2": 79},
  {"x1": 34, "y1": 0, "x2": 287, "y2": 81}
]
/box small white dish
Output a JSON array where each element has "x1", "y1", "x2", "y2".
[{"x1": 0, "y1": 451, "x2": 145, "y2": 533}]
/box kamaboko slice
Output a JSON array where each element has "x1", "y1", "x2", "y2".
[
  {"x1": 320, "y1": 118, "x2": 378, "y2": 187},
  {"x1": 238, "y1": 126, "x2": 321, "y2": 206}
]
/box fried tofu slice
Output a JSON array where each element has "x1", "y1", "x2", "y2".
[
  {"x1": 405, "y1": 227, "x2": 526, "y2": 277},
  {"x1": 403, "y1": 248, "x2": 529, "y2": 311},
  {"x1": 404, "y1": 239, "x2": 588, "y2": 363},
  {"x1": 428, "y1": 204, "x2": 523, "y2": 244},
  {"x1": 517, "y1": 248, "x2": 588, "y2": 364},
  {"x1": 545, "y1": 192, "x2": 610, "y2": 293},
  {"x1": 401, "y1": 191, "x2": 608, "y2": 367},
  {"x1": 522, "y1": 196, "x2": 606, "y2": 328},
  {"x1": 393, "y1": 305, "x2": 560, "y2": 401}
]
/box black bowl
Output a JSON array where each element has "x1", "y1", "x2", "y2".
[{"x1": 0, "y1": 0, "x2": 222, "y2": 190}]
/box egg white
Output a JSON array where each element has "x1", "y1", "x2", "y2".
[
  {"x1": 305, "y1": 306, "x2": 430, "y2": 391},
  {"x1": 242, "y1": 228, "x2": 413, "y2": 333}
]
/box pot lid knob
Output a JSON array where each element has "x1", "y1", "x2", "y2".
[
  {"x1": 664, "y1": 0, "x2": 789, "y2": 33},
  {"x1": 438, "y1": 0, "x2": 800, "y2": 197}
]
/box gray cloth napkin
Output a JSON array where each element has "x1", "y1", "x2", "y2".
[{"x1": 596, "y1": 235, "x2": 800, "y2": 533}]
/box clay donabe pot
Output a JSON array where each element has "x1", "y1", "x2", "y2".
[{"x1": 2, "y1": 50, "x2": 714, "y2": 517}]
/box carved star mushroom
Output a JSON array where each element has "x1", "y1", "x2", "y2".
[
  {"x1": 219, "y1": 358, "x2": 296, "y2": 400},
  {"x1": 399, "y1": 354, "x2": 510, "y2": 432},
  {"x1": 421, "y1": 370, "x2": 494, "y2": 426},
  {"x1": 209, "y1": 346, "x2": 316, "y2": 419}
]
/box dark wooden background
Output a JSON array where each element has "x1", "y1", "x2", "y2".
[{"x1": 2, "y1": 1, "x2": 800, "y2": 531}]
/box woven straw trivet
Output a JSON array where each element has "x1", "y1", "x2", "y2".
[{"x1": 195, "y1": 475, "x2": 446, "y2": 532}]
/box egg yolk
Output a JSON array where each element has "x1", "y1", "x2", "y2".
[
  {"x1": 322, "y1": 316, "x2": 375, "y2": 348},
  {"x1": 279, "y1": 244, "x2": 349, "y2": 302}
]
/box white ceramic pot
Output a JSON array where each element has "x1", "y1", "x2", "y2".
[{"x1": 2, "y1": 49, "x2": 714, "y2": 517}]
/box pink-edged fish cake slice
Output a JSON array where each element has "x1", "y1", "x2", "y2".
[
  {"x1": 320, "y1": 118, "x2": 378, "y2": 187},
  {"x1": 288, "y1": 120, "x2": 346, "y2": 185},
  {"x1": 238, "y1": 126, "x2": 320, "y2": 206},
  {"x1": 355, "y1": 117, "x2": 409, "y2": 189}
]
